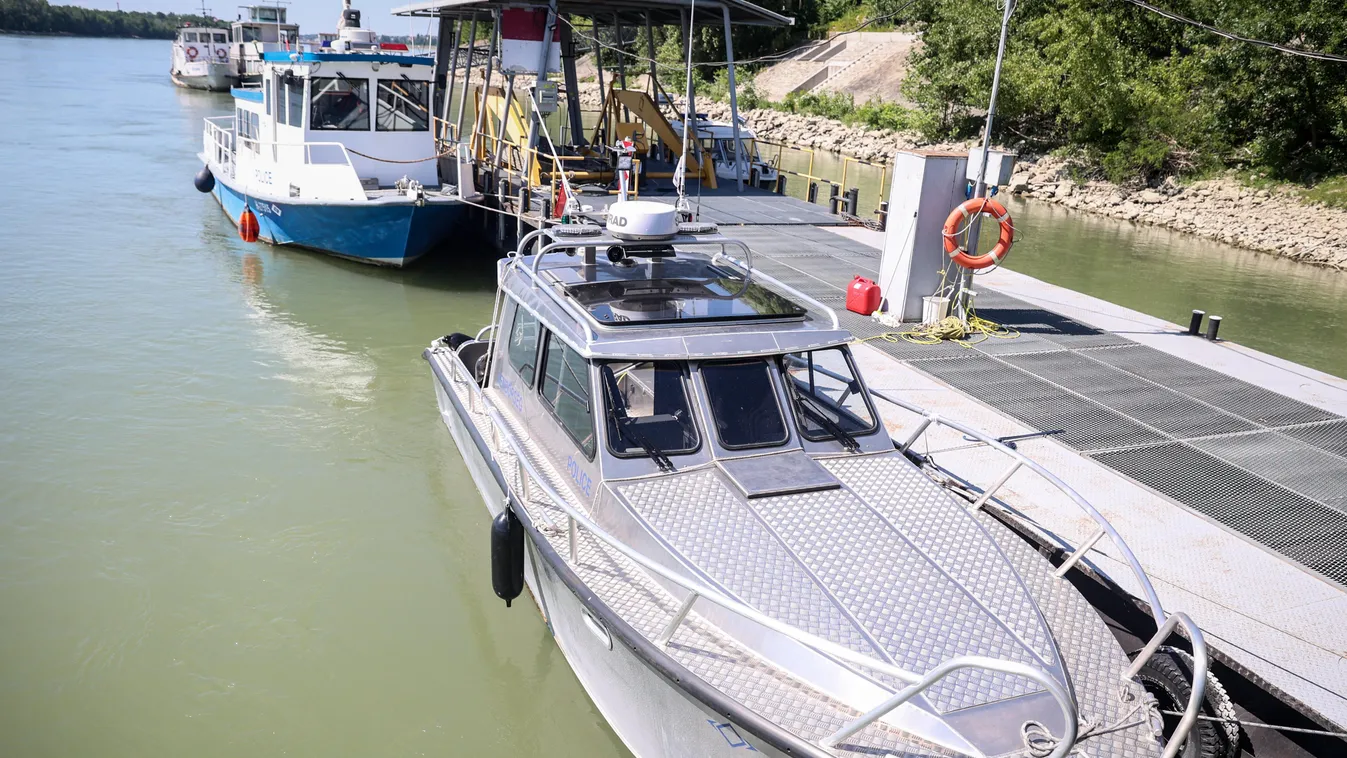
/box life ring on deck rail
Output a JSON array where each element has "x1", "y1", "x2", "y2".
[
  {"x1": 942, "y1": 197, "x2": 1015, "y2": 270},
  {"x1": 215, "y1": 48, "x2": 227, "y2": 61},
  {"x1": 185, "y1": 45, "x2": 198, "y2": 61}
]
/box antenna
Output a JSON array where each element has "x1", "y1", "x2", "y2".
[{"x1": 674, "y1": 0, "x2": 697, "y2": 221}]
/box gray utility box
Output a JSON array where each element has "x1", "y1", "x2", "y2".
[
  {"x1": 878, "y1": 150, "x2": 971, "y2": 322},
  {"x1": 966, "y1": 148, "x2": 1017, "y2": 187}
]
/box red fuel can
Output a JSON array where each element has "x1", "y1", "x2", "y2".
[{"x1": 846, "y1": 276, "x2": 882, "y2": 316}]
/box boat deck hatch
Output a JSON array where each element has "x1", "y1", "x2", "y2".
[
  {"x1": 718, "y1": 451, "x2": 841, "y2": 498},
  {"x1": 549, "y1": 257, "x2": 807, "y2": 326}
]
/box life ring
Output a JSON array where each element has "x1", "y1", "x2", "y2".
[
  {"x1": 185, "y1": 45, "x2": 199, "y2": 61},
  {"x1": 215, "y1": 48, "x2": 227, "y2": 61},
  {"x1": 942, "y1": 197, "x2": 1015, "y2": 270}
]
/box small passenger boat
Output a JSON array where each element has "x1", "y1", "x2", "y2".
[
  {"x1": 671, "y1": 114, "x2": 779, "y2": 189},
  {"x1": 230, "y1": 4, "x2": 301, "y2": 85},
  {"x1": 194, "y1": 8, "x2": 466, "y2": 267},
  {"x1": 170, "y1": 22, "x2": 236, "y2": 92},
  {"x1": 423, "y1": 201, "x2": 1219, "y2": 757}
]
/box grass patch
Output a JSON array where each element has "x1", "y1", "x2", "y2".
[{"x1": 1303, "y1": 176, "x2": 1347, "y2": 209}]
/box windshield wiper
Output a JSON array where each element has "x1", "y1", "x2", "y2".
[
  {"x1": 600, "y1": 366, "x2": 675, "y2": 472},
  {"x1": 792, "y1": 388, "x2": 861, "y2": 453}
]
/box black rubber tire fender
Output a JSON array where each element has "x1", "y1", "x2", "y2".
[{"x1": 1131, "y1": 645, "x2": 1240, "y2": 758}]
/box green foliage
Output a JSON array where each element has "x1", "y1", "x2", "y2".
[
  {"x1": 773, "y1": 89, "x2": 918, "y2": 132},
  {"x1": 1303, "y1": 176, "x2": 1347, "y2": 209},
  {"x1": 0, "y1": 0, "x2": 215, "y2": 39},
  {"x1": 904, "y1": 0, "x2": 1347, "y2": 184}
]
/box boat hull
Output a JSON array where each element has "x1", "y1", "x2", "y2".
[
  {"x1": 211, "y1": 176, "x2": 466, "y2": 267},
  {"x1": 170, "y1": 64, "x2": 235, "y2": 92},
  {"x1": 429, "y1": 361, "x2": 802, "y2": 758}
]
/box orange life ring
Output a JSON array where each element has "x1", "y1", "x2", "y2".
[
  {"x1": 942, "y1": 197, "x2": 1015, "y2": 270},
  {"x1": 185, "y1": 45, "x2": 199, "y2": 61},
  {"x1": 215, "y1": 48, "x2": 227, "y2": 61}
]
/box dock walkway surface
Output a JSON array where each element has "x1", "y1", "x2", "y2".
[{"x1": 724, "y1": 218, "x2": 1347, "y2": 731}]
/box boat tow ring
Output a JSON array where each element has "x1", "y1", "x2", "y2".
[
  {"x1": 215, "y1": 48, "x2": 227, "y2": 61},
  {"x1": 185, "y1": 45, "x2": 199, "y2": 61},
  {"x1": 942, "y1": 197, "x2": 1015, "y2": 270}
]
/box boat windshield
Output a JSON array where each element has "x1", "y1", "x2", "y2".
[
  {"x1": 702, "y1": 360, "x2": 789, "y2": 449},
  {"x1": 600, "y1": 362, "x2": 698, "y2": 467},
  {"x1": 780, "y1": 349, "x2": 877, "y2": 446},
  {"x1": 716, "y1": 138, "x2": 759, "y2": 163}
]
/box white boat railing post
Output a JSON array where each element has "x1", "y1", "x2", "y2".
[
  {"x1": 897, "y1": 416, "x2": 933, "y2": 452},
  {"x1": 971, "y1": 460, "x2": 1021, "y2": 510},
  {"x1": 568, "y1": 516, "x2": 578, "y2": 562},
  {"x1": 1053, "y1": 527, "x2": 1106, "y2": 578},
  {"x1": 1124, "y1": 612, "x2": 1208, "y2": 758}
]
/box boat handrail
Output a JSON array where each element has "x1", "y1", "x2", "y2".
[
  {"x1": 867, "y1": 387, "x2": 1208, "y2": 758},
  {"x1": 229, "y1": 134, "x2": 358, "y2": 170},
  {"x1": 428, "y1": 349, "x2": 1080, "y2": 757}
]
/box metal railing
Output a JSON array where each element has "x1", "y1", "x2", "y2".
[
  {"x1": 870, "y1": 386, "x2": 1207, "y2": 758},
  {"x1": 429, "y1": 349, "x2": 1080, "y2": 757},
  {"x1": 203, "y1": 117, "x2": 235, "y2": 176}
]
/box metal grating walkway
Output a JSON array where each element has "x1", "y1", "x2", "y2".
[{"x1": 732, "y1": 226, "x2": 1347, "y2": 587}]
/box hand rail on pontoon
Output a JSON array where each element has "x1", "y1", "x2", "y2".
[
  {"x1": 869, "y1": 387, "x2": 1208, "y2": 758},
  {"x1": 426, "y1": 349, "x2": 1080, "y2": 758}
]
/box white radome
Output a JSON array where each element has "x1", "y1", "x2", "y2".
[{"x1": 605, "y1": 200, "x2": 678, "y2": 241}]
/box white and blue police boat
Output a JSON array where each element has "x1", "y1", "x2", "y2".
[{"x1": 193, "y1": 12, "x2": 467, "y2": 267}]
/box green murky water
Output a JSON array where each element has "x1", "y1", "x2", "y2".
[{"x1": 2, "y1": 33, "x2": 1344, "y2": 758}]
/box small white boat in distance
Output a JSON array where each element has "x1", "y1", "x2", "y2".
[
  {"x1": 672, "y1": 114, "x2": 779, "y2": 189},
  {"x1": 194, "y1": 4, "x2": 468, "y2": 267},
  {"x1": 170, "y1": 23, "x2": 235, "y2": 92},
  {"x1": 231, "y1": 4, "x2": 301, "y2": 85},
  {"x1": 423, "y1": 201, "x2": 1222, "y2": 757}
]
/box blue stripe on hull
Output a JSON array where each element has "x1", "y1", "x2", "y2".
[{"x1": 212, "y1": 176, "x2": 465, "y2": 267}]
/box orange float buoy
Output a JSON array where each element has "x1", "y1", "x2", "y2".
[
  {"x1": 238, "y1": 204, "x2": 260, "y2": 243},
  {"x1": 941, "y1": 197, "x2": 1015, "y2": 270}
]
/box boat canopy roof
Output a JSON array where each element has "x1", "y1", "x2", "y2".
[
  {"x1": 504, "y1": 228, "x2": 850, "y2": 361},
  {"x1": 391, "y1": 0, "x2": 792, "y2": 27}
]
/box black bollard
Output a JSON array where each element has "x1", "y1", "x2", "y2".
[
  {"x1": 807, "y1": 181, "x2": 818, "y2": 204},
  {"x1": 877, "y1": 201, "x2": 889, "y2": 232},
  {"x1": 1188, "y1": 310, "x2": 1205, "y2": 336},
  {"x1": 828, "y1": 184, "x2": 840, "y2": 214},
  {"x1": 1206, "y1": 315, "x2": 1222, "y2": 341},
  {"x1": 845, "y1": 187, "x2": 860, "y2": 215},
  {"x1": 775, "y1": 176, "x2": 787, "y2": 196}
]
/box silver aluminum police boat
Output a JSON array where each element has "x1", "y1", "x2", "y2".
[{"x1": 423, "y1": 202, "x2": 1212, "y2": 758}]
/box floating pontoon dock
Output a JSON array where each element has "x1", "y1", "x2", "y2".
[{"x1": 399, "y1": 0, "x2": 1347, "y2": 752}]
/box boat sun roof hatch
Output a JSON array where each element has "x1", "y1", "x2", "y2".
[{"x1": 523, "y1": 226, "x2": 826, "y2": 332}]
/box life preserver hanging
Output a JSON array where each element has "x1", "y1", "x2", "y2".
[
  {"x1": 942, "y1": 197, "x2": 1015, "y2": 270},
  {"x1": 215, "y1": 48, "x2": 227, "y2": 61},
  {"x1": 185, "y1": 45, "x2": 199, "y2": 61}
]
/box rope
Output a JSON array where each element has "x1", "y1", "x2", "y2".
[
  {"x1": 860, "y1": 314, "x2": 1018, "y2": 348},
  {"x1": 1024, "y1": 700, "x2": 1151, "y2": 758},
  {"x1": 343, "y1": 147, "x2": 455, "y2": 164},
  {"x1": 1158, "y1": 710, "x2": 1347, "y2": 739}
]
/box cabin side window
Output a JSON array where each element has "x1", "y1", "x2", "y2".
[
  {"x1": 213, "y1": 33, "x2": 227, "y2": 43},
  {"x1": 183, "y1": 31, "x2": 198, "y2": 43},
  {"x1": 779, "y1": 348, "x2": 878, "y2": 442},
  {"x1": 241, "y1": 25, "x2": 261, "y2": 42},
  {"x1": 538, "y1": 333, "x2": 595, "y2": 460},
  {"x1": 375, "y1": 79, "x2": 430, "y2": 132},
  {"x1": 505, "y1": 306, "x2": 540, "y2": 387},
  {"x1": 310, "y1": 77, "x2": 370, "y2": 131},
  {"x1": 287, "y1": 78, "x2": 304, "y2": 128},
  {"x1": 701, "y1": 359, "x2": 789, "y2": 450}
]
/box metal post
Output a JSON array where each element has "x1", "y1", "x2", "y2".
[
  {"x1": 721, "y1": 4, "x2": 744, "y2": 192},
  {"x1": 807, "y1": 181, "x2": 818, "y2": 204},
  {"x1": 680, "y1": 10, "x2": 695, "y2": 158},
  {"x1": 568, "y1": 516, "x2": 578, "y2": 562},
  {"x1": 957, "y1": 0, "x2": 1016, "y2": 320},
  {"x1": 845, "y1": 186, "x2": 860, "y2": 215},
  {"x1": 1054, "y1": 527, "x2": 1106, "y2": 577},
  {"x1": 828, "y1": 183, "x2": 840, "y2": 213},
  {"x1": 656, "y1": 591, "x2": 700, "y2": 648},
  {"x1": 559, "y1": 20, "x2": 584, "y2": 147},
  {"x1": 591, "y1": 20, "x2": 607, "y2": 145},
  {"x1": 470, "y1": 10, "x2": 500, "y2": 159},
  {"x1": 524, "y1": 0, "x2": 558, "y2": 180},
  {"x1": 454, "y1": 13, "x2": 478, "y2": 137},
  {"x1": 877, "y1": 200, "x2": 889, "y2": 231},
  {"x1": 494, "y1": 72, "x2": 516, "y2": 171},
  {"x1": 614, "y1": 14, "x2": 628, "y2": 121},
  {"x1": 434, "y1": 16, "x2": 454, "y2": 130},
  {"x1": 1187, "y1": 309, "x2": 1205, "y2": 336},
  {"x1": 971, "y1": 460, "x2": 1020, "y2": 510},
  {"x1": 1205, "y1": 315, "x2": 1222, "y2": 341},
  {"x1": 644, "y1": 12, "x2": 657, "y2": 97},
  {"x1": 441, "y1": 18, "x2": 462, "y2": 141}
]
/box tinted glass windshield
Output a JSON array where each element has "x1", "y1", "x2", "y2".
[
  {"x1": 602, "y1": 362, "x2": 698, "y2": 458},
  {"x1": 781, "y1": 349, "x2": 877, "y2": 441},
  {"x1": 702, "y1": 360, "x2": 788, "y2": 449},
  {"x1": 311, "y1": 77, "x2": 369, "y2": 130},
  {"x1": 376, "y1": 79, "x2": 430, "y2": 131}
]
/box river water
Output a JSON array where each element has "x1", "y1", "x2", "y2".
[{"x1": 1, "y1": 34, "x2": 1344, "y2": 758}]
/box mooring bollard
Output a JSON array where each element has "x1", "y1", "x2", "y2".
[
  {"x1": 1188, "y1": 310, "x2": 1205, "y2": 336},
  {"x1": 845, "y1": 187, "x2": 860, "y2": 215},
  {"x1": 828, "y1": 184, "x2": 840, "y2": 214},
  {"x1": 877, "y1": 201, "x2": 889, "y2": 231},
  {"x1": 807, "y1": 181, "x2": 818, "y2": 204},
  {"x1": 497, "y1": 176, "x2": 510, "y2": 246},
  {"x1": 517, "y1": 185, "x2": 529, "y2": 240},
  {"x1": 775, "y1": 176, "x2": 787, "y2": 196},
  {"x1": 1206, "y1": 315, "x2": 1222, "y2": 341}
]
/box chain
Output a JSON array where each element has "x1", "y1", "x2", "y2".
[{"x1": 1158, "y1": 710, "x2": 1347, "y2": 738}]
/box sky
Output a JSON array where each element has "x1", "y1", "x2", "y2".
[{"x1": 70, "y1": 0, "x2": 440, "y2": 37}]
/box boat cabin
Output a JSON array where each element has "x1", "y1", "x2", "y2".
[
  {"x1": 175, "y1": 24, "x2": 232, "y2": 63},
  {"x1": 215, "y1": 47, "x2": 438, "y2": 201},
  {"x1": 232, "y1": 5, "x2": 301, "y2": 79},
  {"x1": 483, "y1": 216, "x2": 889, "y2": 501},
  {"x1": 671, "y1": 115, "x2": 776, "y2": 186}
]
